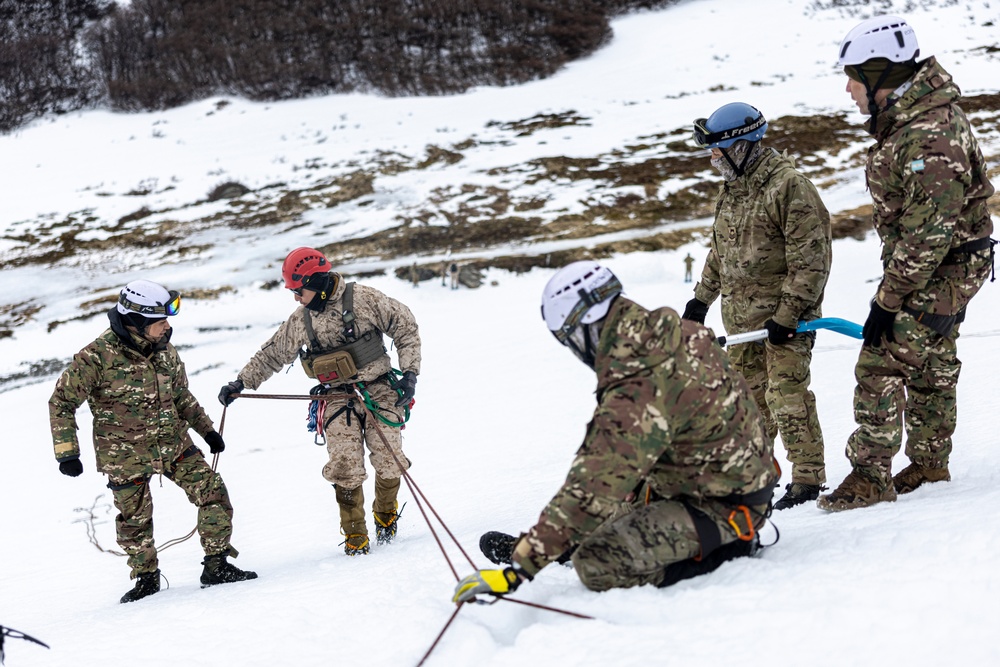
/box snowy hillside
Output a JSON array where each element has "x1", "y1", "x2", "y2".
[{"x1": 2, "y1": 1, "x2": 999, "y2": 666}]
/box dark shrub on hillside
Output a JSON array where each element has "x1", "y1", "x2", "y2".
[
  {"x1": 2, "y1": 0, "x2": 680, "y2": 130},
  {"x1": 0, "y1": 0, "x2": 114, "y2": 131}
]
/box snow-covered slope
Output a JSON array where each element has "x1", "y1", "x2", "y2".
[{"x1": 2, "y1": 1, "x2": 999, "y2": 666}]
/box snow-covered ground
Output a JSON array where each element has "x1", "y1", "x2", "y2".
[{"x1": 2, "y1": 1, "x2": 999, "y2": 665}]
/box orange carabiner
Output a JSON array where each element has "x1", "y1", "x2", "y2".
[{"x1": 727, "y1": 505, "x2": 756, "y2": 542}]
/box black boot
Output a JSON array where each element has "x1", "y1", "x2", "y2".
[
  {"x1": 200, "y1": 553, "x2": 258, "y2": 588},
  {"x1": 120, "y1": 569, "x2": 161, "y2": 604},
  {"x1": 773, "y1": 483, "x2": 824, "y2": 510},
  {"x1": 480, "y1": 531, "x2": 517, "y2": 565}
]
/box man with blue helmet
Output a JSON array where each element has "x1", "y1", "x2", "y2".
[{"x1": 683, "y1": 103, "x2": 833, "y2": 511}]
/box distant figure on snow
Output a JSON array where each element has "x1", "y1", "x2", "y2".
[
  {"x1": 683, "y1": 253, "x2": 695, "y2": 282},
  {"x1": 219, "y1": 247, "x2": 421, "y2": 555},
  {"x1": 683, "y1": 102, "x2": 832, "y2": 511},
  {"x1": 410, "y1": 262, "x2": 419, "y2": 288},
  {"x1": 453, "y1": 261, "x2": 777, "y2": 604},
  {"x1": 819, "y1": 16, "x2": 996, "y2": 511},
  {"x1": 449, "y1": 262, "x2": 460, "y2": 290},
  {"x1": 49, "y1": 280, "x2": 257, "y2": 604}
]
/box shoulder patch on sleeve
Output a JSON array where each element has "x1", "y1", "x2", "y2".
[{"x1": 910, "y1": 159, "x2": 925, "y2": 173}]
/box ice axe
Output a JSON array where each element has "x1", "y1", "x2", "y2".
[
  {"x1": 1, "y1": 625, "x2": 50, "y2": 664},
  {"x1": 716, "y1": 317, "x2": 863, "y2": 347}
]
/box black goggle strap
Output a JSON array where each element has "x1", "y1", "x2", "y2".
[
  {"x1": 118, "y1": 290, "x2": 180, "y2": 316},
  {"x1": 692, "y1": 112, "x2": 765, "y2": 148},
  {"x1": 552, "y1": 277, "x2": 622, "y2": 344}
]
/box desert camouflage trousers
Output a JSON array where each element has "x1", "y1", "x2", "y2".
[
  {"x1": 727, "y1": 334, "x2": 826, "y2": 485},
  {"x1": 319, "y1": 380, "x2": 410, "y2": 489},
  {"x1": 110, "y1": 448, "x2": 234, "y2": 578},
  {"x1": 846, "y1": 312, "x2": 963, "y2": 487},
  {"x1": 571, "y1": 498, "x2": 766, "y2": 591}
]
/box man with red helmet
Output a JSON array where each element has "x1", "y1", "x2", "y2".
[{"x1": 220, "y1": 248, "x2": 421, "y2": 555}]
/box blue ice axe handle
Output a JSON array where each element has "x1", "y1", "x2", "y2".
[{"x1": 716, "y1": 317, "x2": 863, "y2": 347}]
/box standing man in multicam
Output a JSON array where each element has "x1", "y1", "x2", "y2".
[
  {"x1": 49, "y1": 280, "x2": 257, "y2": 604},
  {"x1": 454, "y1": 261, "x2": 777, "y2": 603},
  {"x1": 819, "y1": 16, "x2": 995, "y2": 511},
  {"x1": 682, "y1": 102, "x2": 833, "y2": 510},
  {"x1": 220, "y1": 247, "x2": 420, "y2": 555}
]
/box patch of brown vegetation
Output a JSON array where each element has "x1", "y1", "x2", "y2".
[
  {"x1": 487, "y1": 111, "x2": 591, "y2": 136},
  {"x1": 830, "y1": 204, "x2": 874, "y2": 241}
]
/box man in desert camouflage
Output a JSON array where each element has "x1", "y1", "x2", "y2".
[
  {"x1": 682, "y1": 102, "x2": 833, "y2": 510},
  {"x1": 453, "y1": 261, "x2": 777, "y2": 603},
  {"x1": 49, "y1": 279, "x2": 257, "y2": 604},
  {"x1": 220, "y1": 247, "x2": 420, "y2": 555},
  {"x1": 819, "y1": 16, "x2": 995, "y2": 511}
]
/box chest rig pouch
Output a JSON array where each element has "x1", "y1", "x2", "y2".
[{"x1": 299, "y1": 283, "x2": 388, "y2": 383}]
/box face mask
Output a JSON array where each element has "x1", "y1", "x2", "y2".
[{"x1": 711, "y1": 140, "x2": 764, "y2": 181}]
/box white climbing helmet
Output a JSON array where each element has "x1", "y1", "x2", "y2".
[
  {"x1": 541, "y1": 261, "x2": 622, "y2": 343},
  {"x1": 117, "y1": 279, "x2": 180, "y2": 318},
  {"x1": 838, "y1": 15, "x2": 920, "y2": 66}
]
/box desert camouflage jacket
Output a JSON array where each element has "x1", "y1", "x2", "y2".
[
  {"x1": 238, "y1": 274, "x2": 421, "y2": 389},
  {"x1": 49, "y1": 309, "x2": 214, "y2": 477},
  {"x1": 694, "y1": 148, "x2": 832, "y2": 333},
  {"x1": 514, "y1": 297, "x2": 776, "y2": 577},
  {"x1": 866, "y1": 57, "x2": 995, "y2": 315}
]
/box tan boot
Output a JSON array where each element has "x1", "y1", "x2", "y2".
[
  {"x1": 817, "y1": 469, "x2": 896, "y2": 512},
  {"x1": 373, "y1": 475, "x2": 401, "y2": 546},
  {"x1": 335, "y1": 485, "x2": 369, "y2": 555},
  {"x1": 893, "y1": 463, "x2": 950, "y2": 494}
]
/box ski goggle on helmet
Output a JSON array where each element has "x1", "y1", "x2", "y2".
[
  {"x1": 117, "y1": 280, "x2": 180, "y2": 318},
  {"x1": 541, "y1": 261, "x2": 622, "y2": 344}
]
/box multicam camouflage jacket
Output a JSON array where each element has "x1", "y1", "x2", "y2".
[
  {"x1": 514, "y1": 297, "x2": 777, "y2": 577},
  {"x1": 694, "y1": 149, "x2": 832, "y2": 333},
  {"x1": 49, "y1": 309, "x2": 215, "y2": 478},
  {"x1": 866, "y1": 57, "x2": 995, "y2": 316},
  {"x1": 238, "y1": 274, "x2": 421, "y2": 389}
]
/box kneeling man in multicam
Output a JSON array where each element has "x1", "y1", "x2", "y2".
[{"x1": 454, "y1": 261, "x2": 778, "y2": 603}]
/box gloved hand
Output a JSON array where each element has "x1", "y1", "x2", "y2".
[
  {"x1": 391, "y1": 370, "x2": 417, "y2": 408},
  {"x1": 452, "y1": 567, "x2": 525, "y2": 604},
  {"x1": 218, "y1": 379, "x2": 244, "y2": 407},
  {"x1": 59, "y1": 458, "x2": 83, "y2": 477},
  {"x1": 764, "y1": 319, "x2": 797, "y2": 345},
  {"x1": 862, "y1": 301, "x2": 897, "y2": 347},
  {"x1": 204, "y1": 431, "x2": 225, "y2": 454},
  {"x1": 681, "y1": 298, "x2": 709, "y2": 324}
]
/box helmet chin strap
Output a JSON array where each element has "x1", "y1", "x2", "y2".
[
  {"x1": 857, "y1": 66, "x2": 893, "y2": 134},
  {"x1": 566, "y1": 320, "x2": 603, "y2": 369},
  {"x1": 719, "y1": 140, "x2": 760, "y2": 180}
]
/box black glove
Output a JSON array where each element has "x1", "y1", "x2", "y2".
[
  {"x1": 391, "y1": 371, "x2": 417, "y2": 407},
  {"x1": 862, "y1": 301, "x2": 897, "y2": 348},
  {"x1": 218, "y1": 379, "x2": 244, "y2": 407},
  {"x1": 204, "y1": 431, "x2": 225, "y2": 454},
  {"x1": 681, "y1": 298, "x2": 709, "y2": 324},
  {"x1": 59, "y1": 458, "x2": 83, "y2": 477},
  {"x1": 765, "y1": 319, "x2": 797, "y2": 345}
]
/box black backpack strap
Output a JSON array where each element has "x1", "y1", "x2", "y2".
[
  {"x1": 342, "y1": 282, "x2": 357, "y2": 341},
  {"x1": 303, "y1": 309, "x2": 322, "y2": 352}
]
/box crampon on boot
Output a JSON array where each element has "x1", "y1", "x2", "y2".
[
  {"x1": 120, "y1": 569, "x2": 161, "y2": 604},
  {"x1": 374, "y1": 505, "x2": 400, "y2": 546},
  {"x1": 200, "y1": 553, "x2": 258, "y2": 588},
  {"x1": 343, "y1": 534, "x2": 370, "y2": 556},
  {"x1": 480, "y1": 531, "x2": 517, "y2": 565},
  {"x1": 773, "y1": 482, "x2": 825, "y2": 510}
]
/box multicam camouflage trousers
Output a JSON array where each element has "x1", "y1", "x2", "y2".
[
  {"x1": 846, "y1": 312, "x2": 964, "y2": 487},
  {"x1": 320, "y1": 380, "x2": 410, "y2": 489},
  {"x1": 727, "y1": 334, "x2": 826, "y2": 485},
  {"x1": 109, "y1": 448, "x2": 234, "y2": 578},
  {"x1": 571, "y1": 498, "x2": 765, "y2": 591}
]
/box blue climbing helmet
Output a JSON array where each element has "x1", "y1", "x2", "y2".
[{"x1": 693, "y1": 103, "x2": 768, "y2": 149}]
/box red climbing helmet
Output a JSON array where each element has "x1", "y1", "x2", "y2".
[{"x1": 282, "y1": 247, "x2": 329, "y2": 290}]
